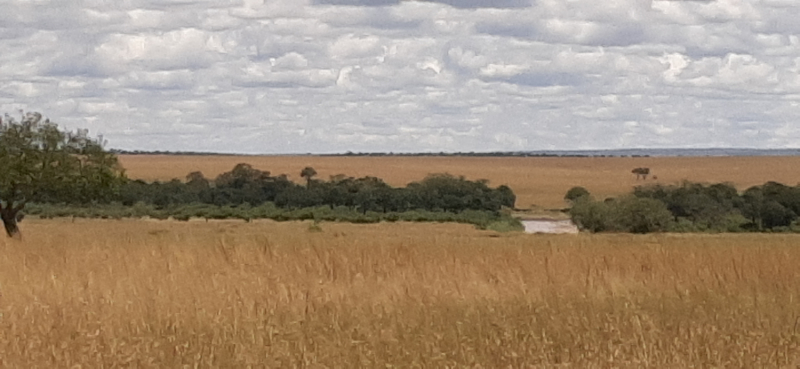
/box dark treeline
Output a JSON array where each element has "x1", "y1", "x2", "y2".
[
  {"x1": 118, "y1": 163, "x2": 516, "y2": 215},
  {"x1": 110, "y1": 149, "x2": 647, "y2": 158},
  {"x1": 568, "y1": 181, "x2": 800, "y2": 233}
]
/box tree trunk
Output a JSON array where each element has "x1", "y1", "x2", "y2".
[{"x1": 1, "y1": 207, "x2": 20, "y2": 237}]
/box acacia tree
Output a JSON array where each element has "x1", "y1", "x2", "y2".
[
  {"x1": 300, "y1": 166, "x2": 317, "y2": 188},
  {"x1": 631, "y1": 167, "x2": 650, "y2": 180},
  {"x1": 0, "y1": 112, "x2": 125, "y2": 237}
]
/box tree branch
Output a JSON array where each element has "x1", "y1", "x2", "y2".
[{"x1": 11, "y1": 201, "x2": 25, "y2": 213}]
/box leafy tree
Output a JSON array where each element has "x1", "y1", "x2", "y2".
[
  {"x1": 119, "y1": 179, "x2": 151, "y2": 206},
  {"x1": 741, "y1": 186, "x2": 767, "y2": 230},
  {"x1": 408, "y1": 174, "x2": 507, "y2": 213},
  {"x1": 634, "y1": 182, "x2": 740, "y2": 229},
  {"x1": 212, "y1": 164, "x2": 292, "y2": 205},
  {"x1": 300, "y1": 166, "x2": 318, "y2": 188},
  {"x1": 185, "y1": 171, "x2": 210, "y2": 192},
  {"x1": 564, "y1": 186, "x2": 591, "y2": 203},
  {"x1": 215, "y1": 163, "x2": 270, "y2": 190},
  {"x1": 570, "y1": 196, "x2": 673, "y2": 233},
  {"x1": 761, "y1": 181, "x2": 800, "y2": 215},
  {"x1": 761, "y1": 200, "x2": 796, "y2": 229},
  {"x1": 494, "y1": 185, "x2": 516, "y2": 209},
  {"x1": 0, "y1": 112, "x2": 125, "y2": 237},
  {"x1": 631, "y1": 167, "x2": 650, "y2": 180},
  {"x1": 185, "y1": 171, "x2": 211, "y2": 203},
  {"x1": 569, "y1": 197, "x2": 611, "y2": 232},
  {"x1": 706, "y1": 183, "x2": 740, "y2": 206},
  {"x1": 611, "y1": 197, "x2": 674, "y2": 233},
  {"x1": 351, "y1": 176, "x2": 390, "y2": 213},
  {"x1": 741, "y1": 185, "x2": 798, "y2": 230}
]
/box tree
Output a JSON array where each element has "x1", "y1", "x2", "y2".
[
  {"x1": 213, "y1": 164, "x2": 281, "y2": 205},
  {"x1": 631, "y1": 167, "x2": 650, "y2": 180},
  {"x1": 215, "y1": 163, "x2": 270, "y2": 190},
  {"x1": 611, "y1": 197, "x2": 674, "y2": 233},
  {"x1": 300, "y1": 166, "x2": 317, "y2": 188},
  {"x1": 494, "y1": 185, "x2": 516, "y2": 209},
  {"x1": 741, "y1": 185, "x2": 798, "y2": 230},
  {"x1": 0, "y1": 112, "x2": 125, "y2": 237},
  {"x1": 564, "y1": 186, "x2": 591, "y2": 203},
  {"x1": 741, "y1": 186, "x2": 766, "y2": 230},
  {"x1": 569, "y1": 197, "x2": 611, "y2": 232},
  {"x1": 570, "y1": 196, "x2": 673, "y2": 233},
  {"x1": 186, "y1": 171, "x2": 210, "y2": 192}
]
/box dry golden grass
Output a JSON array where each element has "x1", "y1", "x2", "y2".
[
  {"x1": 119, "y1": 155, "x2": 800, "y2": 209},
  {"x1": 2, "y1": 219, "x2": 800, "y2": 367}
]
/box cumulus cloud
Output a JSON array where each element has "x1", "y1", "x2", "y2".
[
  {"x1": 423, "y1": 0, "x2": 532, "y2": 9},
  {"x1": 0, "y1": 0, "x2": 799, "y2": 153}
]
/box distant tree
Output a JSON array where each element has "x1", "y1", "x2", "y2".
[
  {"x1": 0, "y1": 112, "x2": 125, "y2": 237},
  {"x1": 494, "y1": 185, "x2": 517, "y2": 209},
  {"x1": 185, "y1": 171, "x2": 210, "y2": 192},
  {"x1": 215, "y1": 163, "x2": 270, "y2": 190},
  {"x1": 119, "y1": 179, "x2": 151, "y2": 206},
  {"x1": 761, "y1": 201, "x2": 796, "y2": 229},
  {"x1": 570, "y1": 196, "x2": 673, "y2": 233},
  {"x1": 761, "y1": 181, "x2": 800, "y2": 215},
  {"x1": 741, "y1": 184, "x2": 799, "y2": 230},
  {"x1": 741, "y1": 186, "x2": 766, "y2": 230},
  {"x1": 184, "y1": 171, "x2": 211, "y2": 203},
  {"x1": 213, "y1": 164, "x2": 290, "y2": 205},
  {"x1": 569, "y1": 197, "x2": 611, "y2": 232},
  {"x1": 564, "y1": 186, "x2": 591, "y2": 203},
  {"x1": 631, "y1": 167, "x2": 650, "y2": 180},
  {"x1": 300, "y1": 166, "x2": 318, "y2": 188},
  {"x1": 611, "y1": 197, "x2": 674, "y2": 233}
]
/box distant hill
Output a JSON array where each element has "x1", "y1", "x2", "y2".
[{"x1": 111, "y1": 148, "x2": 800, "y2": 158}]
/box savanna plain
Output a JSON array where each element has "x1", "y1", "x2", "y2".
[{"x1": 4, "y1": 155, "x2": 800, "y2": 367}]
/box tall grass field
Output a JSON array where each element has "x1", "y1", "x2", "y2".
[{"x1": 2, "y1": 219, "x2": 800, "y2": 367}]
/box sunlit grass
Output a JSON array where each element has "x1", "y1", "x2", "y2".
[{"x1": 1, "y1": 219, "x2": 799, "y2": 367}]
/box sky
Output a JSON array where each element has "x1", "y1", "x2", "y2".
[{"x1": 1, "y1": 0, "x2": 799, "y2": 154}]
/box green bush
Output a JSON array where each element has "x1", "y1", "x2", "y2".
[
  {"x1": 484, "y1": 218, "x2": 524, "y2": 233},
  {"x1": 570, "y1": 196, "x2": 674, "y2": 233},
  {"x1": 612, "y1": 197, "x2": 674, "y2": 234},
  {"x1": 569, "y1": 198, "x2": 613, "y2": 232},
  {"x1": 564, "y1": 186, "x2": 591, "y2": 203},
  {"x1": 23, "y1": 202, "x2": 520, "y2": 230}
]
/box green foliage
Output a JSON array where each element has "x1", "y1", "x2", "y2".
[
  {"x1": 740, "y1": 185, "x2": 799, "y2": 230},
  {"x1": 571, "y1": 180, "x2": 800, "y2": 233},
  {"x1": 564, "y1": 186, "x2": 591, "y2": 203},
  {"x1": 484, "y1": 218, "x2": 525, "y2": 233},
  {"x1": 633, "y1": 182, "x2": 739, "y2": 229},
  {"x1": 570, "y1": 196, "x2": 673, "y2": 234},
  {"x1": 300, "y1": 166, "x2": 318, "y2": 188},
  {"x1": 24, "y1": 202, "x2": 517, "y2": 230},
  {"x1": 0, "y1": 112, "x2": 125, "y2": 236},
  {"x1": 116, "y1": 165, "x2": 516, "y2": 219},
  {"x1": 610, "y1": 197, "x2": 674, "y2": 234},
  {"x1": 569, "y1": 198, "x2": 613, "y2": 233}
]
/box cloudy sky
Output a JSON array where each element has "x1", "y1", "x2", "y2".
[{"x1": 1, "y1": 0, "x2": 799, "y2": 153}]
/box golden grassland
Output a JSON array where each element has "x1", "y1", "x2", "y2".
[
  {"x1": 2, "y1": 219, "x2": 800, "y2": 367},
  {"x1": 119, "y1": 155, "x2": 800, "y2": 209}
]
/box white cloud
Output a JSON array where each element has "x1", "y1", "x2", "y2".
[
  {"x1": 328, "y1": 34, "x2": 382, "y2": 60},
  {"x1": 93, "y1": 28, "x2": 223, "y2": 71},
  {"x1": 0, "y1": 0, "x2": 799, "y2": 153},
  {"x1": 271, "y1": 52, "x2": 310, "y2": 69}
]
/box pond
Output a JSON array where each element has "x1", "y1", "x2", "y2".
[{"x1": 521, "y1": 219, "x2": 579, "y2": 234}]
